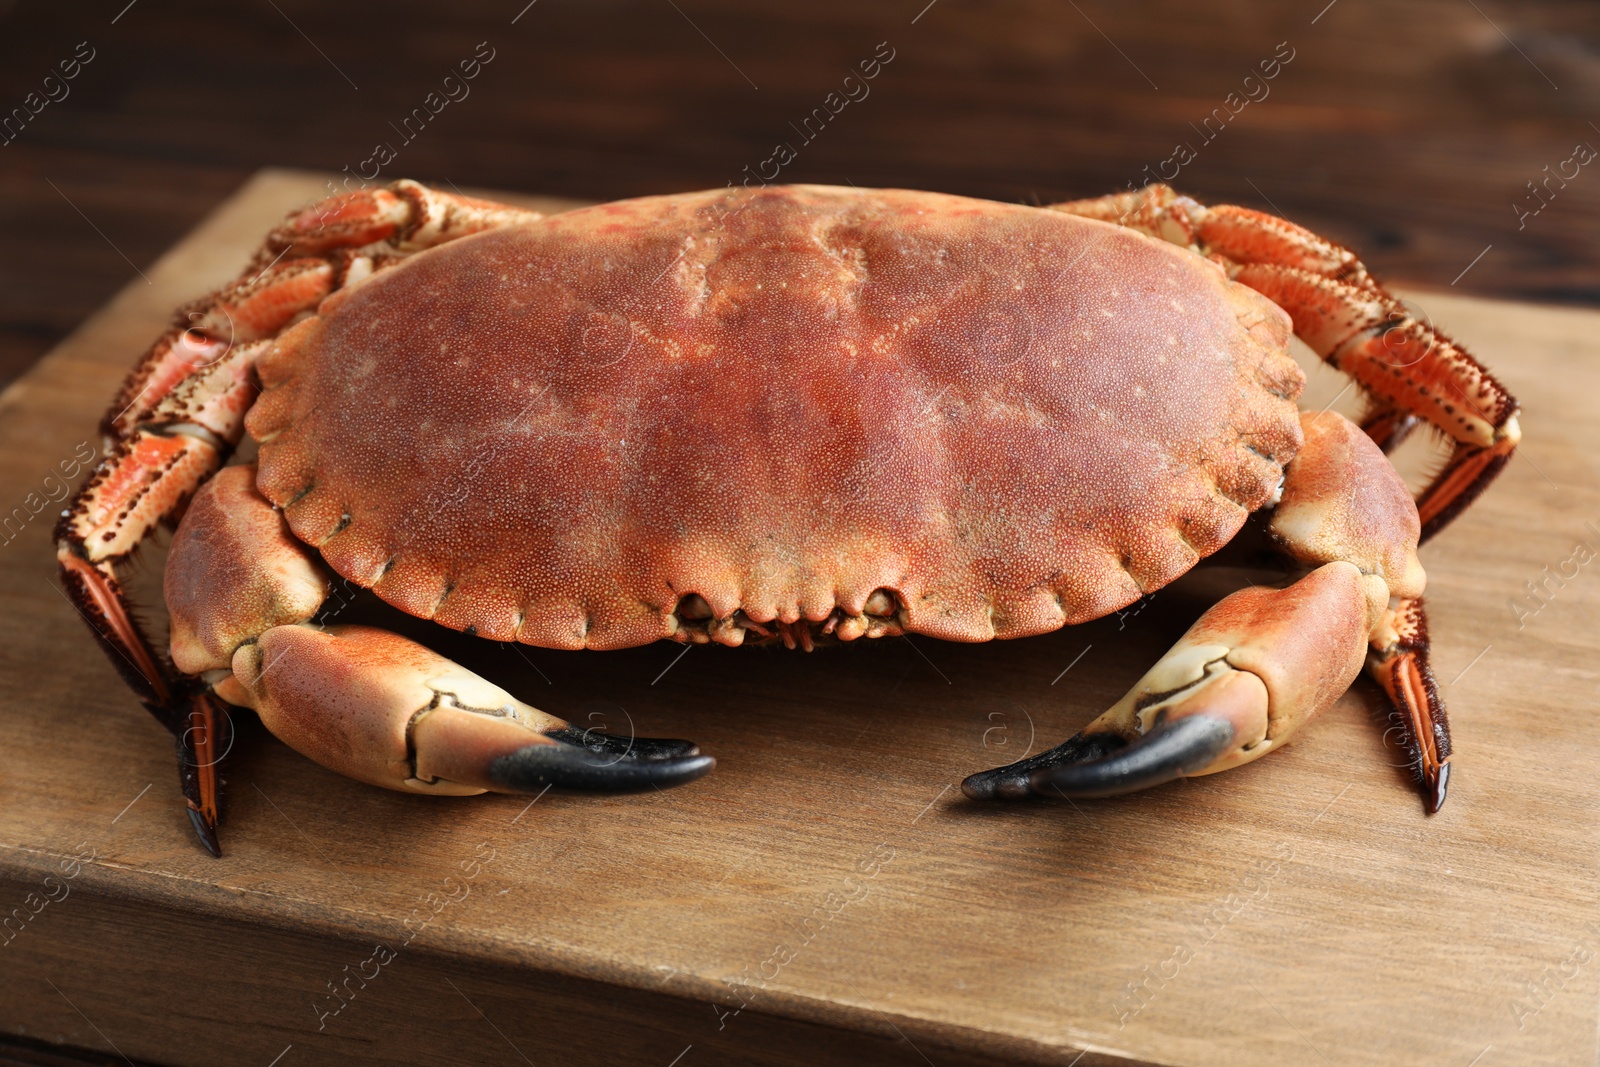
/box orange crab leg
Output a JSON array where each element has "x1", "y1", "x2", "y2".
[
  {"x1": 58, "y1": 180, "x2": 541, "y2": 853},
  {"x1": 262, "y1": 185, "x2": 415, "y2": 257},
  {"x1": 57, "y1": 551, "x2": 172, "y2": 709},
  {"x1": 1368, "y1": 596, "x2": 1450, "y2": 811},
  {"x1": 1359, "y1": 406, "x2": 1422, "y2": 454},
  {"x1": 183, "y1": 693, "x2": 226, "y2": 848},
  {"x1": 180, "y1": 258, "x2": 336, "y2": 344},
  {"x1": 1227, "y1": 259, "x2": 1519, "y2": 540},
  {"x1": 57, "y1": 546, "x2": 228, "y2": 852}
]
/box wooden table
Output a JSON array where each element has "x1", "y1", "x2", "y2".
[{"x1": 1, "y1": 171, "x2": 1596, "y2": 1067}]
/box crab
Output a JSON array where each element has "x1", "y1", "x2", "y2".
[{"x1": 57, "y1": 180, "x2": 1520, "y2": 855}]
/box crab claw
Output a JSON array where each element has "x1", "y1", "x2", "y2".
[
  {"x1": 960, "y1": 730, "x2": 1127, "y2": 800},
  {"x1": 1026, "y1": 670, "x2": 1267, "y2": 799},
  {"x1": 222, "y1": 623, "x2": 714, "y2": 798},
  {"x1": 963, "y1": 561, "x2": 1373, "y2": 803},
  {"x1": 960, "y1": 707, "x2": 1243, "y2": 801}
]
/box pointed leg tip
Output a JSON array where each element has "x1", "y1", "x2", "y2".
[
  {"x1": 187, "y1": 805, "x2": 222, "y2": 857},
  {"x1": 1425, "y1": 761, "x2": 1450, "y2": 814}
]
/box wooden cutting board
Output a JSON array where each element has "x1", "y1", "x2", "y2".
[{"x1": 1, "y1": 169, "x2": 1596, "y2": 1067}]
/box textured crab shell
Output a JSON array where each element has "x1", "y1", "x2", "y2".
[{"x1": 247, "y1": 185, "x2": 1304, "y2": 650}]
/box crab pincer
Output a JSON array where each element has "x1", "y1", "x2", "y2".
[
  {"x1": 964, "y1": 562, "x2": 1372, "y2": 803},
  {"x1": 226, "y1": 623, "x2": 713, "y2": 799},
  {"x1": 156, "y1": 466, "x2": 710, "y2": 854}
]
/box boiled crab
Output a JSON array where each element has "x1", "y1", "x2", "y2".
[{"x1": 57, "y1": 181, "x2": 1520, "y2": 854}]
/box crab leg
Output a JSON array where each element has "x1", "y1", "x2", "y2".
[
  {"x1": 57, "y1": 182, "x2": 540, "y2": 850},
  {"x1": 965, "y1": 411, "x2": 1449, "y2": 810},
  {"x1": 164, "y1": 467, "x2": 710, "y2": 853},
  {"x1": 108, "y1": 181, "x2": 538, "y2": 436},
  {"x1": 1358, "y1": 406, "x2": 1422, "y2": 454},
  {"x1": 1367, "y1": 596, "x2": 1449, "y2": 808},
  {"x1": 1050, "y1": 184, "x2": 1521, "y2": 542}
]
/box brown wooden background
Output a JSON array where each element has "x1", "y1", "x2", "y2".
[
  {"x1": 2, "y1": 0, "x2": 1598, "y2": 395},
  {"x1": 2, "y1": 2, "x2": 1599, "y2": 1065}
]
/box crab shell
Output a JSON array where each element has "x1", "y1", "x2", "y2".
[{"x1": 245, "y1": 185, "x2": 1305, "y2": 650}]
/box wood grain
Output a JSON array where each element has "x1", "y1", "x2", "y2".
[{"x1": 0, "y1": 170, "x2": 1597, "y2": 1067}]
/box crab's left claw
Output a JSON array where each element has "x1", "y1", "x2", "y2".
[
  {"x1": 963, "y1": 561, "x2": 1374, "y2": 804},
  {"x1": 960, "y1": 707, "x2": 1242, "y2": 802}
]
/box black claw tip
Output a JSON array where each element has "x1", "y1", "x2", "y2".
[
  {"x1": 187, "y1": 806, "x2": 222, "y2": 858},
  {"x1": 959, "y1": 772, "x2": 1029, "y2": 802},
  {"x1": 1030, "y1": 714, "x2": 1236, "y2": 799},
  {"x1": 961, "y1": 731, "x2": 1129, "y2": 801},
  {"x1": 490, "y1": 731, "x2": 715, "y2": 794},
  {"x1": 1426, "y1": 761, "x2": 1450, "y2": 815}
]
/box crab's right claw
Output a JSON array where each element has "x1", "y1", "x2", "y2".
[
  {"x1": 963, "y1": 561, "x2": 1374, "y2": 804},
  {"x1": 223, "y1": 623, "x2": 714, "y2": 798}
]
